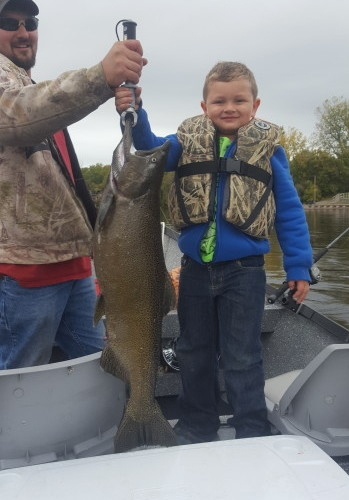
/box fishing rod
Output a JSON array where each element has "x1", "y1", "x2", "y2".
[
  {"x1": 267, "y1": 226, "x2": 349, "y2": 304},
  {"x1": 115, "y1": 19, "x2": 138, "y2": 127}
]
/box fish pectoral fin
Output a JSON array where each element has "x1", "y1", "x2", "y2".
[
  {"x1": 94, "y1": 294, "x2": 106, "y2": 325},
  {"x1": 163, "y1": 271, "x2": 177, "y2": 314},
  {"x1": 114, "y1": 401, "x2": 177, "y2": 453},
  {"x1": 95, "y1": 189, "x2": 115, "y2": 229},
  {"x1": 100, "y1": 345, "x2": 127, "y2": 382}
]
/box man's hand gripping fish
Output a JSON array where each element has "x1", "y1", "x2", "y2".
[{"x1": 93, "y1": 119, "x2": 177, "y2": 453}]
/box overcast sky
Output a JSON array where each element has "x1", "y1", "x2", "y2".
[{"x1": 33, "y1": 0, "x2": 349, "y2": 167}]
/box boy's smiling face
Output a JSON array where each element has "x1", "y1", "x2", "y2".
[{"x1": 201, "y1": 78, "x2": 260, "y2": 140}]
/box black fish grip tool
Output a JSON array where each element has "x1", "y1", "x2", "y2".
[{"x1": 116, "y1": 19, "x2": 138, "y2": 127}]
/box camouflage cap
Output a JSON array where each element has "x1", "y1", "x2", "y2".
[{"x1": 0, "y1": 0, "x2": 39, "y2": 16}]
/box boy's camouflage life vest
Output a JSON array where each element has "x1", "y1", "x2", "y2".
[{"x1": 168, "y1": 114, "x2": 281, "y2": 239}]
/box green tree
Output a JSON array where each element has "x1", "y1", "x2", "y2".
[
  {"x1": 311, "y1": 97, "x2": 349, "y2": 197},
  {"x1": 313, "y1": 97, "x2": 349, "y2": 160},
  {"x1": 81, "y1": 163, "x2": 110, "y2": 193},
  {"x1": 291, "y1": 149, "x2": 345, "y2": 202},
  {"x1": 279, "y1": 127, "x2": 308, "y2": 161}
]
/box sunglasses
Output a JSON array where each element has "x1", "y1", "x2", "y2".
[{"x1": 0, "y1": 17, "x2": 39, "y2": 32}]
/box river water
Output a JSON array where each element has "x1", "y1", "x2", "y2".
[{"x1": 265, "y1": 208, "x2": 349, "y2": 330}]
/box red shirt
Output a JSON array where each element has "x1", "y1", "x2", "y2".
[{"x1": 0, "y1": 131, "x2": 92, "y2": 287}]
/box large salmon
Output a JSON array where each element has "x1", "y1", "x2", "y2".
[{"x1": 93, "y1": 119, "x2": 177, "y2": 453}]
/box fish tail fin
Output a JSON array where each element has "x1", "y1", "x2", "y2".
[{"x1": 114, "y1": 400, "x2": 177, "y2": 453}]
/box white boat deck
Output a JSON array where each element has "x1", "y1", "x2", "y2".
[{"x1": 2, "y1": 435, "x2": 349, "y2": 500}]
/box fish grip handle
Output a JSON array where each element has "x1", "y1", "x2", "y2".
[{"x1": 116, "y1": 19, "x2": 138, "y2": 127}]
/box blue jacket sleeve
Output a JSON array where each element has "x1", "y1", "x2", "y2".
[
  {"x1": 272, "y1": 146, "x2": 313, "y2": 281},
  {"x1": 127, "y1": 107, "x2": 182, "y2": 172}
]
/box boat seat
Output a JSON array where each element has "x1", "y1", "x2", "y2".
[
  {"x1": 0, "y1": 353, "x2": 126, "y2": 470},
  {"x1": 264, "y1": 344, "x2": 349, "y2": 456}
]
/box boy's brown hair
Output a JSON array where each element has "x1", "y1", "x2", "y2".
[{"x1": 203, "y1": 62, "x2": 258, "y2": 101}]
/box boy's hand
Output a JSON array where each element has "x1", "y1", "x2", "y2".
[
  {"x1": 288, "y1": 280, "x2": 310, "y2": 303},
  {"x1": 115, "y1": 86, "x2": 142, "y2": 115}
]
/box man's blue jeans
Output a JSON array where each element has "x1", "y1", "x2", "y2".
[
  {"x1": 0, "y1": 276, "x2": 105, "y2": 369},
  {"x1": 176, "y1": 254, "x2": 270, "y2": 439}
]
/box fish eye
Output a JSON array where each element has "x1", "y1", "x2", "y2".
[{"x1": 151, "y1": 158, "x2": 157, "y2": 163}]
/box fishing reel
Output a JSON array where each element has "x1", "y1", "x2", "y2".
[
  {"x1": 268, "y1": 263, "x2": 322, "y2": 305},
  {"x1": 280, "y1": 264, "x2": 321, "y2": 312},
  {"x1": 267, "y1": 226, "x2": 349, "y2": 305},
  {"x1": 309, "y1": 264, "x2": 321, "y2": 285}
]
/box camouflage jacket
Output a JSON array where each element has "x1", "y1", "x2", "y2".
[
  {"x1": 168, "y1": 114, "x2": 280, "y2": 239},
  {"x1": 0, "y1": 54, "x2": 113, "y2": 264}
]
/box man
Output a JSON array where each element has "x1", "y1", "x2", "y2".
[{"x1": 0, "y1": 0, "x2": 146, "y2": 368}]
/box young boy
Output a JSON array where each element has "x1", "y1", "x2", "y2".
[{"x1": 115, "y1": 62, "x2": 312, "y2": 443}]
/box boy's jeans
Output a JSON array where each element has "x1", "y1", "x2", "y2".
[
  {"x1": 176, "y1": 254, "x2": 270, "y2": 439},
  {"x1": 0, "y1": 276, "x2": 105, "y2": 369}
]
